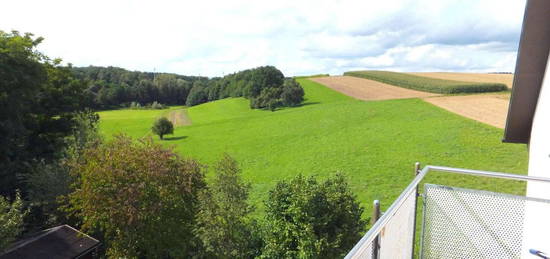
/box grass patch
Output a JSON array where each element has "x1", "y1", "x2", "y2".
[
  {"x1": 99, "y1": 79, "x2": 527, "y2": 219},
  {"x1": 345, "y1": 70, "x2": 507, "y2": 94}
]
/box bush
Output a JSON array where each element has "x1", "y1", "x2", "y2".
[
  {"x1": 150, "y1": 101, "x2": 166, "y2": 109},
  {"x1": 0, "y1": 191, "x2": 27, "y2": 251},
  {"x1": 262, "y1": 174, "x2": 366, "y2": 258},
  {"x1": 129, "y1": 101, "x2": 141, "y2": 109},
  {"x1": 344, "y1": 70, "x2": 507, "y2": 94},
  {"x1": 151, "y1": 117, "x2": 173, "y2": 140},
  {"x1": 67, "y1": 135, "x2": 206, "y2": 258}
]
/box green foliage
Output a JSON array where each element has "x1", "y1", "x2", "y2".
[
  {"x1": 24, "y1": 109, "x2": 100, "y2": 229},
  {"x1": 262, "y1": 174, "x2": 365, "y2": 258},
  {"x1": 128, "y1": 101, "x2": 166, "y2": 110},
  {"x1": 0, "y1": 191, "x2": 27, "y2": 251},
  {"x1": 344, "y1": 70, "x2": 507, "y2": 94},
  {"x1": 72, "y1": 66, "x2": 199, "y2": 108},
  {"x1": 186, "y1": 81, "x2": 209, "y2": 106},
  {"x1": 0, "y1": 30, "x2": 89, "y2": 196},
  {"x1": 250, "y1": 87, "x2": 282, "y2": 111},
  {"x1": 150, "y1": 101, "x2": 166, "y2": 109},
  {"x1": 151, "y1": 117, "x2": 174, "y2": 140},
  {"x1": 249, "y1": 78, "x2": 304, "y2": 110},
  {"x1": 184, "y1": 66, "x2": 304, "y2": 110},
  {"x1": 67, "y1": 135, "x2": 206, "y2": 258},
  {"x1": 196, "y1": 154, "x2": 260, "y2": 258},
  {"x1": 280, "y1": 78, "x2": 305, "y2": 106}
]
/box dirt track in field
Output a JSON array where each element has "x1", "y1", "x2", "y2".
[
  {"x1": 410, "y1": 72, "x2": 514, "y2": 89},
  {"x1": 423, "y1": 94, "x2": 510, "y2": 128},
  {"x1": 167, "y1": 109, "x2": 192, "y2": 126},
  {"x1": 311, "y1": 76, "x2": 438, "y2": 101}
]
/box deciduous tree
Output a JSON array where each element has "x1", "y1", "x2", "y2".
[
  {"x1": 151, "y1": 117, "x2": 173, "y2": 140},
  {"x1": 196, "y1": 154, "x2": 260, "y2": 258},
  {"x1": 67, "y1": 135, "x2": 206, "y2": 258},
  {"x1": 262, "y1": 174, "x2": 366, "y2": 259}
]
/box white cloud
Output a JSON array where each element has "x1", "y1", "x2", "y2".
[{"x1": 0, "y1": 0, "x2": 526, "y2": 77}]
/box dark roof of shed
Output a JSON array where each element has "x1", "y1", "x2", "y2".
[
  {"x1": 0, "y1": 225, "x2": 99, "y2": 259},
  {"x1": 503, "y1": 0, "x2": 550, "y2": 144}
]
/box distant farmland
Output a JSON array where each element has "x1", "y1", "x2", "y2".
[
  {"x1": 344, "y1": 70, "x2": 507, "y2": 94},
  {"x1": 410, "y1": 72, "x2": 514, "y2": 89}
]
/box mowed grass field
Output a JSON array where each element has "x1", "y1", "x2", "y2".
[{"x1": 98, "y1": 79, "x2": 528, "y2": 217}]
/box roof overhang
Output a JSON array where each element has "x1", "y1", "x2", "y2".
[{"x1": 503, "y1": 0, "x2": 550, "y2": 144}]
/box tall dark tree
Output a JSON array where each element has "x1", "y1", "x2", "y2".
[{"x1": 0, "y1": 30, "x2": 89, "y2": 196}]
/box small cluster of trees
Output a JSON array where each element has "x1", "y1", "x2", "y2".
[
  {"x1": 73, "y1": 65, "x2": 305, "y2": 111},
  {"x1": 185, "y1": 66, "x2": 305, "y2": 110}
]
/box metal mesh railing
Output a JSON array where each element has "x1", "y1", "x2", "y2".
[
  {"x1": 419, "y1": 184, "x2": 549, "y2": 258},
  {"x1": 345, "y1": 164, "x2": 550, "y2": 259}
]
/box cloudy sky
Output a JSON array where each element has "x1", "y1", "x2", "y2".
[{"x1": 1, "y1": 0, "x2": 526, "y2": 77}]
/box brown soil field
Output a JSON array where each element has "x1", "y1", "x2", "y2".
[
  {"x1": 423, "y1": 94, "x2": 510, "y2": 128},
  {"x1": 409, "y1": 72, "x2": 514, "y2": 89},
  {"x1": 311, "y1": 76, "x2": 438, "y2": 101},
  {"x1": 167, "y1": 109, "x2": 191, "y2": 126}
]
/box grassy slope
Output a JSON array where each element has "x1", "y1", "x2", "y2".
[
  {"x1": 345, "y1": 70, "x2": 507, "y2": 94},
  {"x1": 99, "y1": 79, "x2": 528, "y2": 216}
]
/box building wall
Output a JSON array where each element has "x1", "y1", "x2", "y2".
[{"x1": 522, "y1": 52, "x2": 550, "y2": 257}]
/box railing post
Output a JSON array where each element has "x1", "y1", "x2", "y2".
[
  {"x1": 372, "y1": 200, "x2": 381, "y2": 259},
  {"x1": 411, "y1": 162, "x2": 421, "y2": 259}
]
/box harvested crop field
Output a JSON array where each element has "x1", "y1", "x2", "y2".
[
  {"x1": 423, "y1": 94, "x2": 510, "y2": 128},
  {"x1": 311, "y1": 76, "x2": 438, "y2": 101},
  {"x1": 410, "y1": 72, "x2": 514, "y2": 89}
]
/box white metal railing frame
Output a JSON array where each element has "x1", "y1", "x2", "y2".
[{"x1": 345, "y1": 164, "x2": 550, "y2": 259}]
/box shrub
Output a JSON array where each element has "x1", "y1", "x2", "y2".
[
  {"x1": 67, "y1": 135, "x2": 206, "y2": 258},
  {"x1": 151, "y1": 117, "x2": 173, "y2": 140},
  {"x1": 0, "y1": 191, "x2": 27, "y2": 251},
  {"x1": 344, "y1": 70, "x2": 507, "y2": 94},
  {"x1": 150, "y1": 101, "x2": 165, "y2": 109},
  {"x1": 262, "y1": 174, "x2": 366, "y2": 258},
  {"x1": 129, "y1": 101, "x2": 141, "y2": 109}
]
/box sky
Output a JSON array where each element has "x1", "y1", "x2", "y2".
[{"x1": 1, "y1": 0, "x2": 527, "y2": 77}]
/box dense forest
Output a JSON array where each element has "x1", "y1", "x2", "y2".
[{"x1": 74, "y1": 65, "x2": 304, "y2": 110}]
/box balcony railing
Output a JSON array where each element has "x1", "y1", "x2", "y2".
[{"x1": 345, "y1": 164, "x2": 550, "y2": 259}]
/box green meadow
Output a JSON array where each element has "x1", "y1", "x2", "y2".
[{"x1": 99, "y1": 79, "x2": 528, "y2": 215}]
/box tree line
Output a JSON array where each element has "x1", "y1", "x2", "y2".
[
  {"x1": 1, "y1": 30, "x2": 361, "y2": 258},
  {"x1": 74, "y1": 65, "x2": 304, "y2": 111}
]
